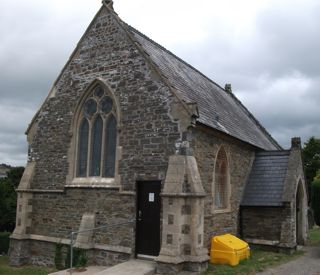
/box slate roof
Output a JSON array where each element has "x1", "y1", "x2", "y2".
[
  {"x1": 241, "y1": 151, "x2": 290, "y2": 206},
  {"x1": 127, "y1": 26, "x2": 280, "y2": 151}
]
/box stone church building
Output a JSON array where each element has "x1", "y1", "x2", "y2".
[{"x1": 10, "y1": 1, "x2": 308, "y2": 273}]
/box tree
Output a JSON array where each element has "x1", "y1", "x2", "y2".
[
  {"x1": 311, "y1": 170, "x2": 320, "y2": 226},
  {"x1": 0, "y1": 166, "x2": 24, "y2": 232},
  {"x1": 302, "y1": 137, "x2": 320, "y2": 197},
  {"x1": 6, "y1": 167, "x2": 25, "y2": 188}
]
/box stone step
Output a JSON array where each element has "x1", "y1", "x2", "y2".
[{"x1": 95, "y1": 259, "x2": 156, "y2": 275}]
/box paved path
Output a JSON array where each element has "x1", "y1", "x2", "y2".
[
  {"x1": 49, "y1": 259, "x2": 155, "y2": 275},
  {"x1": 49, "y1": 266, "x2": 107, "y2": 275},
  {"x1": 257, "y1": 246, "x2": 320, "y2": 275},
  {"x1": 95, "y1": 259, "x2": 155, "y2": 275}
]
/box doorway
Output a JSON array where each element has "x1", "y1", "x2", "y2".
[{"x1": 136, "y1": 181, "x2": 161, "y2": 257}]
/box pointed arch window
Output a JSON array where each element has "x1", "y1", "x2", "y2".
[
  {"x1": 76, "y1": 85, "x2": 117, "y2": 178},
  {"x1": 213, "y1": 147, "x2": 230, "y2": 210}
]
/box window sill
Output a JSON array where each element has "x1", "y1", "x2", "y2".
[{"x1": 66, "y1": 177, "x2": 120, "y2": 189}]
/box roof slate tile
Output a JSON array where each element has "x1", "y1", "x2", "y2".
[
  {"x1": 241, "y1": 151, "x2": 290, "y2": 206},
  {"x1": 127, "y1": 26, "x2": 280, "y2": 150}
]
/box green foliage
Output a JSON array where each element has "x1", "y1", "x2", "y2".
[
  {"x1": 311, "y1": 179, "x2": 320, "y2": 226},
  {"x1": 203, "y1": 249, "x2": 303, "y2": 275},
  {"x1": 0, "y1": 166, "x2": 24, "y2": 232},
  {"x1": 6, "y1": 167, "x2": 25, "y2": 188},
  {"x1": 308, "y1": 227, "x2": 320, "y2": 246},
  {"x1": 302, "y1": 137, "x2": 320, "y2": 196},
  {"x1": 314, "y1": 170, "x2": 320, "y2": 181},
  {"x1": 0, "y1": 232, "x2": 10, "y2": 254},
  {"x1": 54, "y1": 243, "x2": 64, "y2": 270},
  {"x1": 65, "y1": 247, "x2": 88, "y2": 269},
  {"x1": 77, "y1": 251, "x2": 88, "y2": 267},
  {"x1": 0, "y1": 179, "x2": 17, "y2": 232}
]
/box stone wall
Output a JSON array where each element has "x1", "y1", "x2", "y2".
[
  {"x1": 9, "y1": 239, "x2": 30, "y2": 266},
  {"x1": 28, "y1": 6, "x2": 180, "y2": 192},
  {"x1": 241, "y1": 207, "x2": 283, "y2": 241},
  {"x1": 191, "y1": 126, "x2": 255, "y2": 247},
  {"x1": 11, "y1": 5, "x2": 182, "y2": 266},
  {"x1": 31, "y1": 189, "x2": 134, "y2": 247},
  {"x1": 279, "y1": 202, "x2": 296, "y2": 248},
  {"x1": 25, "y1": 5, "x2": 181, "y2": 237},
  {"x1": 281, "y1": 138, "x2": 308, "y2": 246},
  {"x1": 10, "y1": 238, "x2": 130, "y2": 267}
]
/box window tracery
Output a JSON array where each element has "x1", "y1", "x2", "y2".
[{"x1": 76, "y1": 85, "x2": 117, "y2": 178}]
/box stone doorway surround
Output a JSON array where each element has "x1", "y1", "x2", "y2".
[{"x1": 296, "y1": 179, "x2": 307, "y2": 245}]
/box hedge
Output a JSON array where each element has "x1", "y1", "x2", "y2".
[
  {"x1": 311, "y1": 179, "x2": 320, "y2": 226},
  {"x1": 0, "y1": 232, "x2": 10, "y2": 254}
]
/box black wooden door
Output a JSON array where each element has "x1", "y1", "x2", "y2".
[{"x1": 136, "y1": 181, "x2": 161, "y2": 256}]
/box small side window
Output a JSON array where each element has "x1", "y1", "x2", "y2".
[{"x1": 213, "y1": 146, "x2": 230, "y2": 211}]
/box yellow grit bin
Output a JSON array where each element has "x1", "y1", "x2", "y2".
[{"x1": 210, "y1": 234, "x2": 250, "y2": 266}]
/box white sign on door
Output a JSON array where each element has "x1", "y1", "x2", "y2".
[{"x1": 149, "y1": 193, "x2": 154, "y2": 202}]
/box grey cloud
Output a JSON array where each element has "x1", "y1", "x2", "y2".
[
  {"x1": 178, "y1": 2, "x2": 320, "y2": 150},
  {"x1": 0, "y1": 0, "x2": 98, "y2": 107},
  {"x1": 0, "y1": 103, "x2": 33, "y2": 165},
  {"x1": 271, "y1": 123, "x2": 320, "y2": 149},
  {"x1": 0, "y1": 0, "x2": 101, "y2": 165},
  {"x1": 1, "y1": 0, "x2": 320, "y2": 165},
  {"x1": 179, "y1": 1, "x2": 320, "y2": 82},
  {"x1": 254, "y1": 2, "x2": 320, "y2": 77}
]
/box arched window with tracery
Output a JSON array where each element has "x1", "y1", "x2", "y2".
[
  {"x1": 76, "y1": 85, "x2": 117, "y2": 178},
  {"x1": 213, "y1": 147, "x2": 230, "y2": 210}
]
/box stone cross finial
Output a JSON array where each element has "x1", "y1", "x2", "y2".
[
  {"x1": 103, "y1": 0, "x2": 114, "y2": 9},
  {"x1": 225, "y1": 83, "x2": 232, "y2": 93},
  {"x1": 291, "y1": 137, "x2": 301, "y2": 149}
]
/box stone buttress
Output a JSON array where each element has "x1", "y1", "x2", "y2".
[{"x1": 156, "y1": 134, "x2": 209, "y2": 274}]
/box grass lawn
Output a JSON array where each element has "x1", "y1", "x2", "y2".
[
  {"x1": 308, "y1": 226, "x2": 320, "y2": 246},
  {"x1": 2, "y1": 228, "x2": 319, "y2": 275},
  {"x1": 0, "y1": 256, "x2": 57, "y2": 275},
  {"x1": 203, "y1": 249, "x2": 303, "y2": 275}
]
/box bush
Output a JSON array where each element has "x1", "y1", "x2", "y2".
[
  {"x1": 0, "y1": 232, "x2": 10, "y2": 254},
  {"x1": 311, "y1": 179, "x2": 320, "y2": 226},
  {"x1": 65, "y1": 247, "x2": 88, "y2": 269},
  {"x1": 0, "y1": 167, "x2": 24, "y2": 232},
  {"x1": 54, "y1": 243, "x2": 64, "y2": 270}
]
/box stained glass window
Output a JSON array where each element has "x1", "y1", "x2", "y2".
[
  {"x1": 77, "y1": 118, "x2": 89, "y2": 177},
  {"x1": 90, "y1": 115, "x2": 103, "y2": 176},
  {"x1": 103, "y1": 115, "x2": 117, "y2": 177},
  {"x1": 84, "y1": 98, "x2": 97, "y2": 117},
  {"x1": 76, "y1": 84, "x2": 117, "y2": 179},
  {"x1": 100, "y1": 96, "x2": 113, "y2": 113},
  {"x1": 94, "y1": 86, "x2": 104, "y2": 98}
]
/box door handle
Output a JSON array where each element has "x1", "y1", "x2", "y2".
[{"x1": 138, "y1": 210, "x2": 142, "y2": 221}]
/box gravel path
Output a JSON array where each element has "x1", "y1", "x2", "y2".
[{"x1": 257, "y1": 246, "x2": 320, "y2": 275}]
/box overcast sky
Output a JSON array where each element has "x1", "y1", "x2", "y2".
[{"x1": 1, "y1": 0, "x2": 319, "y2": 166}]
